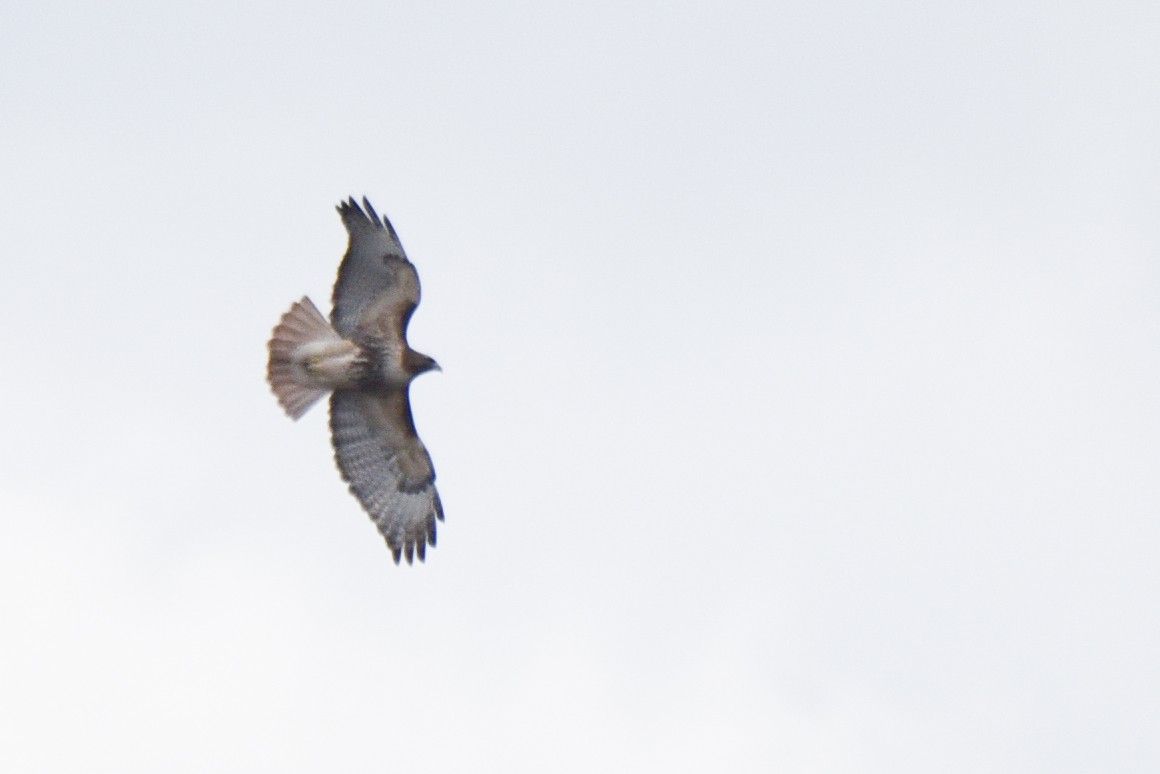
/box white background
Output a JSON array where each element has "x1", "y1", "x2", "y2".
[{"x1": 2, "y1": 2, "x2": 1157, "y2": 771}]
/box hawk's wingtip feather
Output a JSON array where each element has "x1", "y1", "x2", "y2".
[{"x1": 362, "y1": 196, "x2": 377, "y2": 218}]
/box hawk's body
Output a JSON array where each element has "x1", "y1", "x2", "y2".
[{"x1": 267, "y1": 198, "x2": 442, "y2": 564}]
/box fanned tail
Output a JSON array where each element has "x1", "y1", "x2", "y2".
[{"x1": 267, "y1": 297, "x2": 341, "y2": 419}]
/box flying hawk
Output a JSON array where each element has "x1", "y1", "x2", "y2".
[{"x1": 267, "y1": 197, "x2": 443, "y2": 564}]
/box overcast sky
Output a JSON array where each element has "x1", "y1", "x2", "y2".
[{"x1": 2, "y1": 2, "x2": 1157, "y2": 772}]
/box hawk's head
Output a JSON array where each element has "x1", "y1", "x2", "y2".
[{"x1": 406, "y1": 350, "x2": 441, "y2": 378}]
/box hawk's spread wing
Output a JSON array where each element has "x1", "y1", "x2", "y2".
[
  {"x1": 332, "y1": 197, "x2": 421, "y2": 342},
  {"x1": 329, "y1": 389, "x2": 443, "y2": 564}
]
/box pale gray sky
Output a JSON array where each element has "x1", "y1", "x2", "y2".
[{"x1": 2, "y1": 2, "x2": 1158, "y2": 772}]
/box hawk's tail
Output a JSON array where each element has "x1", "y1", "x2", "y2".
[{"x1": 267, "y1": 296, "x2": 338, "y2": 420}]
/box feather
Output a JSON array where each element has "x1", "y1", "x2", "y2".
[{"x1": 267, "y1": 296, "x2": 346, "y2": 419}]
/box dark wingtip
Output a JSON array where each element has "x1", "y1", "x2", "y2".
[
  {"x1": 336, "y1": 197, "x2": 357, "y2": 229},
  {"x1": 361, "y1": 197, "x2": 381, "y2": 226},
  {"x1": 336, "y1": 195, "x2": 394, "y2": 237},
  {"x1": 337, "y1": 196, "x2": 369, "y2": 229}
]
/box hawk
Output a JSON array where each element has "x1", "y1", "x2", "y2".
[{"x1": 267, "y1": 197, "x2": 443, "y2": 564}]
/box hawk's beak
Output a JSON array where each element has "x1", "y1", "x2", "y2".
[{"x1": 432, "y1": 361, "x2": 442, "y2": 373}]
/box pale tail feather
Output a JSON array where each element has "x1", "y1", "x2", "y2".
[{"x1": 267, "y1": 297, "x2": 341, "y2": 419}]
